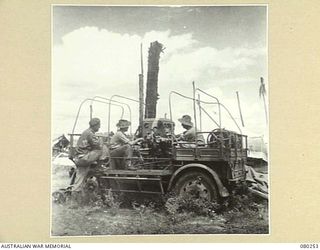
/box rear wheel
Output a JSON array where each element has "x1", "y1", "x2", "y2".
[{"x1": 174, "y1": 171, "x2": 219, "y2": 202}]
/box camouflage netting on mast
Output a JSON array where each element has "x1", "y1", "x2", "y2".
[{"x1": 145, "y1": 41, "x2": 164, "y2": 119}]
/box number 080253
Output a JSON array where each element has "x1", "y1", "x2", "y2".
[{"x1": 300, "y1": 244, "x2": 319, "y2": 248}]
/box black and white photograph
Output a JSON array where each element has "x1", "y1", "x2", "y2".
[{"x1": 51, "y1": 5, "x2": 269, "y2": 236}]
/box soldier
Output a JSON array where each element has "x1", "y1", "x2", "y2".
[
  {"x1": 176, "y1": 115, "x2": 205, "y2": 147},
  {"x1": 177, "y1": 115, "x2": 195, "y2": 142},
  {"x1": 70, "y1": 118, "x2": 109, "y2": 191},
  {"x1": 109, "y1": 119, "x2": 143, "y2": 170}
]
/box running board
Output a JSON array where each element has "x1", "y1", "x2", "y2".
[
  {"x1": 100, "y1": 176, "x2": 161, "y2": 181},
  {"x1": 100, "y1": 175, "x2": 165, "y2": 194},
  {"x1": 111, "y1": 189, "x2": 163, "y2": 195}
]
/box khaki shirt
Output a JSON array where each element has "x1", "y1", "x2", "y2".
[
  {"x1": 76, "y1": 128, "x2": 101, "y2": 155},
  {"x1": 180, "y1": 127, "x2": 205, "y2": 143},
  {"x1": 110, "y1": 131, "x2": 130, "y2": 148},
  {"x1": 181, "y1": 127, "x2": 196, "y2": 141}
]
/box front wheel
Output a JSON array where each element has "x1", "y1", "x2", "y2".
[{"x1": 173, "y1": 171, "x2": 219, "y2": 202}]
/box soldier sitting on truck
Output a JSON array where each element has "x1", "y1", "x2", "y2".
[
  {"x1": 109, "y1": 119, "x2": 143, "y2": 170},
  {"x1": 176, "y1": 115, "x2": 205, "y2": 148},
  {"x1": 70, "y1": 118, "x2": 109, "y2": 191}
]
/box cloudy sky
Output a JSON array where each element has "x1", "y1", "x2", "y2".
[{"x1": 52, "y1": 6, "x2": 267, "y2": 140}]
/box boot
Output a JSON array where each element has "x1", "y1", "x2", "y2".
[
  {"x1": 126, "y1": 161, "x2": 137, "y2": 170},
  {"x1": 127, "y1": 165, "x2": 138, "y2": 170}
]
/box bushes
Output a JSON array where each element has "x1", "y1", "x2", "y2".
[
  {"x1": 221, "y1": 193, "x2": 269, "y2": 233},
  {"x1": 68, "y1": 188, "x2": 267, "y2": 220},
  {"x1": 100, "y1": 190, "x2": 122, "y2": 216},
  {"x1": 53, "y1": 189, "x2": 268, "y2": 235},
  {"x1": 61, "y1": 184, "x2": 268, "y2": 216},
  {"x1": 222, "y1": 192, "x2": 268, "y2": 214},
  {"x1": 164, "y1": 194, "x2": 220, "y2": 224}
]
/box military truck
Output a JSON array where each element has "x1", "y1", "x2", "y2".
[{"x1": 52, "y1": 83, "x2": 247, "y2": 203}]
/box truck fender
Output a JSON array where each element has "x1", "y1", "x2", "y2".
[{"x1": 168, "y1": 163, "x2": 229, "y2": 198}]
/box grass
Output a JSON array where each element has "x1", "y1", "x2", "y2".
[
  {"x1": 51, "y1": 163, "x2": 269, "y2": 236},
  {"x1": 51, "y1": 192, "x2": 268, "y2": 236}
]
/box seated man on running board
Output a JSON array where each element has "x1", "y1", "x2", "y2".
[{"x1": 70, "y1": 118, "x2": 109, "y2": 191}]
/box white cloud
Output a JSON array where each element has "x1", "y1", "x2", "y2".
[
  {"x1": 53, "y1": 27, "x2": 141, "y2": 87},
  {"x1": 53, "y1": 27, "x2": 267, "y2": 138},
  {"x1": 142, "y1": 30, "x2": 197, "y2": 56}
]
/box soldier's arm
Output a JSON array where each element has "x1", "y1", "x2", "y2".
[
  {"x1": 131, "y1": 138, "x2": 144, "y2": 145},
  {"x1": 87, "y1": 132, "x2": 101, "y2": 149},
  {"x1": 176, "y1": 132, "x2": 186, "y2": 141},
  {"x1": 183, "y1": 129, "x2": 195, "y2": 141},
  {"x1": 117, "y1": 132, "x2": 131, "y2": 144}
]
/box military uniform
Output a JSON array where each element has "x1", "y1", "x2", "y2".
[
  {"x1": 109, "y1": 130, "x2": 133, "y2": 169},
  {"x1": 180, "y1": 127, "x2": 196, "y2": 142},
  {"x1": 177, "y1": 115, "x2": 205, "y2": 148},
  {"x1": 71, "y1": 119, "x2": 108, "y2": 191}
]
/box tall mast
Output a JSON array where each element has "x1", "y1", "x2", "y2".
[{"x1": 139, "y1": 43, "x2": 144, "y2": 129}]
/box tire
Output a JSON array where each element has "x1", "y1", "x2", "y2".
[{"x1": 173, "y1": 171, "x2": 219, "y2": 202}]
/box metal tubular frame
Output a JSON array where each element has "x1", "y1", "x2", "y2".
[
  {"x1": 169, "y1": 91, "x2": 193, "y2": 120},
  {"x1": 195, "y1": 88, "x2": 222, "y2": 129},
  {"x1": 71, "y1": 98, "x2": 124, "y2": 135},
  {"x1": 199, "y1": 106, "x2": 220, "y2": 128},
  {"x1": 169, "y1": 91, "x2": 220, "y2": 123},
  {"x1": 219, "y1": 102, "x2": 242, "y2": 134},
  {"x1": 168, "y1": 91, "x2": 221, "y2": 139},
  {"x1": 168, "y1": 84, "x2": 243, "y2": 153},
  {"x1": 108, "y1": 95, "x2": 144, "y2": 136},
  {"x1": 197, "y1": 94, "x2": 202, "y2": 131},
  {"x1": 168, "y1": 87, "x2": 221, "y2": 151},
  {"x1": 196, "y1": 88, "x2": 242, "y2": 134},
  {"x1": 192, "y1": 82, "x2": 198, "y2": 152},
  {"x1": 90, "y1": 96, "x2": 132, "y2": 135}
]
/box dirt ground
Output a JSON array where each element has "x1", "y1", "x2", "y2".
[
  {"x1": 51, "y1": 204, "x2": 268, "y2": 236},
  {"x1": 51, "y1": 162, "x2": 269, "y2": 236}
]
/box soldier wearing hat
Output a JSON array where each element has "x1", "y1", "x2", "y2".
[
  {"x1": 70, "y1": 118, "x2": 109, "y2": 191},
  {"x1": 177, "y1": 115, "x2": 196, "y2": 141},
  {"x1": 109, "y1": 119, "x2": 143, "y2": 170},
  {"x1": 176, "y1": 115, "x2": 205, "y2": 147}
]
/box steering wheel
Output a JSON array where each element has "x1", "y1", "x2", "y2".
[
  {"x1": 207, "y1": 129, "x2": 222, "y2": 145},
  {"x1": 132, "y1": 138, "x2": 144, "y2": 146},
  {"x1": 207, "y1": 133, "x2": 218, "y2": 145}
]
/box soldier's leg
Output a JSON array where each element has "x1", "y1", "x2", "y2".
[
  {"x1": 70, "y1": 152, "x2": 96, "y2": 191},
  {"x1": 125, "y1": 145, "x2": 133, "y2": 159},
  {"x1": 110, "y1": 147, "x2": 126, "y2": 169},
  {"x1": 70, "y1": 165, "x2": 91, "y2": 191},
  {"x1": 99, "y1": 144, "x2": 110, "y2": 161},
  {"x1": 124, "y1": 145, "x2": 134, "y2": 168},
  {"x1": 85, "y1": 150, "x2": 102, "y2": 163},
  {"x1": 109, "y1": 145, "x2": 133, "y2": 169}
]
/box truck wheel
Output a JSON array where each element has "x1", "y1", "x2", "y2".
[{"x1": 174, "y1": 171, "x2": 218, "y2": 201}]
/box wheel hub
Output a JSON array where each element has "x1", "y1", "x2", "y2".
[{"x1": 181, "y1": 176, "x2": 211, "y2": 200}]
